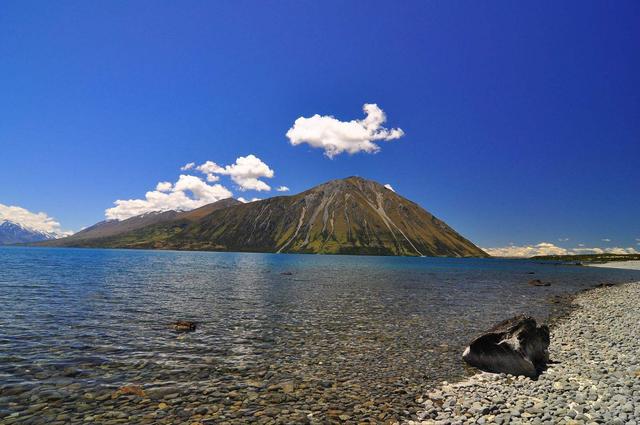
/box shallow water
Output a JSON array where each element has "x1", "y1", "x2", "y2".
[{"x1": 1, "y1": 247, "x2": 639, "y2": 424}]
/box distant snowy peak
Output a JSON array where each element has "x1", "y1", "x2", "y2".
[{"x1": 0, "y1": 220, "x2": 61, "y2": 245}]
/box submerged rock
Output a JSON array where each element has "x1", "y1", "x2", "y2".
[
  {"x1": 528, "y1": 279, "x2": 550, "y2": 287},
  {"x1": 172, "y1": 321, "x2": 196, "y2": 332},
  {"x1": 280, "y1": 380, "x2": 295, "y2": 394},
  {"x1": 112, "y1": 385, "x2": 146, "y2": 399},
  {"x1": 462, "y1": 315, "x2": 549, "y2": 378}
]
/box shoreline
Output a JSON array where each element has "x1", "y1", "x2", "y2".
[
  {"x1": 586, "y1": 260, "x2": 640, "y2": 270},
  {"x1": 409, "y1": 280, "x2": 640, "y2": 424}
]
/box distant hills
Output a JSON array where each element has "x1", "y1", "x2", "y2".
[
  {"x1": 47, "y1": 198, "x2": 241, "y2": 245},
  {"x1": 532, "y1": 253, "x2": 640, "y2": 263},
  {"x1": 0, "y1": 221, "x2": 59, "y2": 245},
  {"x1": 39, "y1": 177, "x2": 488, "y2": 257}
]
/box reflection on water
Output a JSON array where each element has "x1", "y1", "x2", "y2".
[{"x1": 1, "y1": 247, "x2": 639, "y2": 424}]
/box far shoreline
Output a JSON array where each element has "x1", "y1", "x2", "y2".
[{"x1": 586, "y1": 260, "x2": 640, "y2": 270}]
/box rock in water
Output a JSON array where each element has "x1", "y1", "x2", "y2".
[
  {"x1": 462, "y1": 315, "x2": 549, "y2": 378},
  {"x1": 528, "y1": 279, "x2": 550, "y2": 287},
  {"x1": 172, "y1": 321, "x2": 196, "y2": 332},
  {"x1": 112, "y1": 385, "x2": 146, "y2": 399}
]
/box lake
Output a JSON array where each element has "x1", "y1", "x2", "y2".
[{"x1": 1, "y1": 247, "x2": 639, "y2": 424}]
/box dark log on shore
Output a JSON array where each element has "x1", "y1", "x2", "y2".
[{"x1": 462, "y1": 315, "x2": 550, "y2": 378}]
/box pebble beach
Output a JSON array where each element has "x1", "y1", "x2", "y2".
[{"x1": 410, "y1": 279, "x2": 640, "y2": 425}]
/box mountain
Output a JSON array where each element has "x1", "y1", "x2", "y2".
[
  {"x1": 44, "y1": 177, "x2": 487, "y2": 257},
  {"x1": 41, "y1": 198, "x2": 241, "y2": 246},
  {"x1": 0, "y1": 221, "x2": 58, "y2": 245},
  {"x1": 176, "y1": 198, "x2": 242, "y2": 221}
]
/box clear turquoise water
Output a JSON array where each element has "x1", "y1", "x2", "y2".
[{"x1": 1, "y1": 247, "x2": 639, "y2": 423}]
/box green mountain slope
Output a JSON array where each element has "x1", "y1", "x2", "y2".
[
  {"x1": 39, "y1": 198, "x2": 241, "y2": 246},
  {"x1": 47, "y1": 177, "x2": 488, "y2": 257}
]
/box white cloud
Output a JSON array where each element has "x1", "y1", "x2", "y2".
[
  {"x1": 558, "y1": 237, "x2": 569, "y2": 242},
  {"x1": 384, "y1": 184, "x2": 395, "y2": 192},
  {"x1": 238, "y1": 197, "x2": 261, "y2": 203},
  {"x1": 577, "y1": 246, "x2": 639, "y2": 255},
  {"x1": 286, "y1": 103, "x2": 404, "y2": 158},
  {"x1": 602, "y1": 247, "x2": 639, "y2": 255},
  {"x1": 196, "y1": 155, "x2": 274, "y2": 192},
  {"x1": 570, "y1": 247, "x2": 604, "y2": 255},
  {"x1": 0, "y1": 203, "x2": 71, "y2": 236},
  {"x1": 196, "y1": 161, "x2": 223, "y2": 175},
  {"x1": 601, "y1": 238, "x2": 611, "y2": 242},
  {"x1": 105, "y1": 174, "x2": 233, "y2": 220},
  {"x1": 483, "y1": 242, "x2": 568, "y2": 258},
  {"x1": 484, "y1": 242, "x2": 639, "y2": 258},
  {"x1": 193, "y1": 162, "x2": 222, "y2": 182},
  {"x1": 156, "y1": 182, "x2": 173, "y2": 192},
  {"x1": 106, "y1": 155, "x2": 275, "y2": 220},
  {"x1": 276, "y1": 186, "x2": 290, "y2": 192}
]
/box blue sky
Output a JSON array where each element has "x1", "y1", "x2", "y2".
[{"x1": 1, "y1": 1, "x2": 639, "y2": 254}]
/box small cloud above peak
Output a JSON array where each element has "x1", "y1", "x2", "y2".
[
  {"x1": 276, "y1": 186, "x2": 290, "y2": 192},
  {"x1": 196, "y1": 161, "x2": 223, "y2": 175},
  {"x1": 601, "y1": 238, "x2": 611, "y2": 242},
  {"x1": 286, "y1": 103, "x2": 404, "y2": 158},
  {"x1": 156, "y1": 182, "x2": 172, "y2": 192},
  {"x1": 195, "y1": 155, "x2": 274, "y2": 192}
]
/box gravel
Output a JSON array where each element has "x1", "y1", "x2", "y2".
[{"x1": 409, "y1": 281, "x2": 640, "y2": 425}]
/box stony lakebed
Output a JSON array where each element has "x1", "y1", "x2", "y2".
[{"x1": 1, "y1": 248, "x2": 640, "y2": 424}]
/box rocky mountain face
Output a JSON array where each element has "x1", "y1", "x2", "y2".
[
  {"x1": 0, "y1": 221, "x2": 58, "y2": 245},
  {"x1": 45, "y1": 177, "x2": 487, "y2": 257}
]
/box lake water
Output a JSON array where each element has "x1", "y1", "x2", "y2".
[{"x1": 1, "y1": 247, "x2": 639, "y2": 424}]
